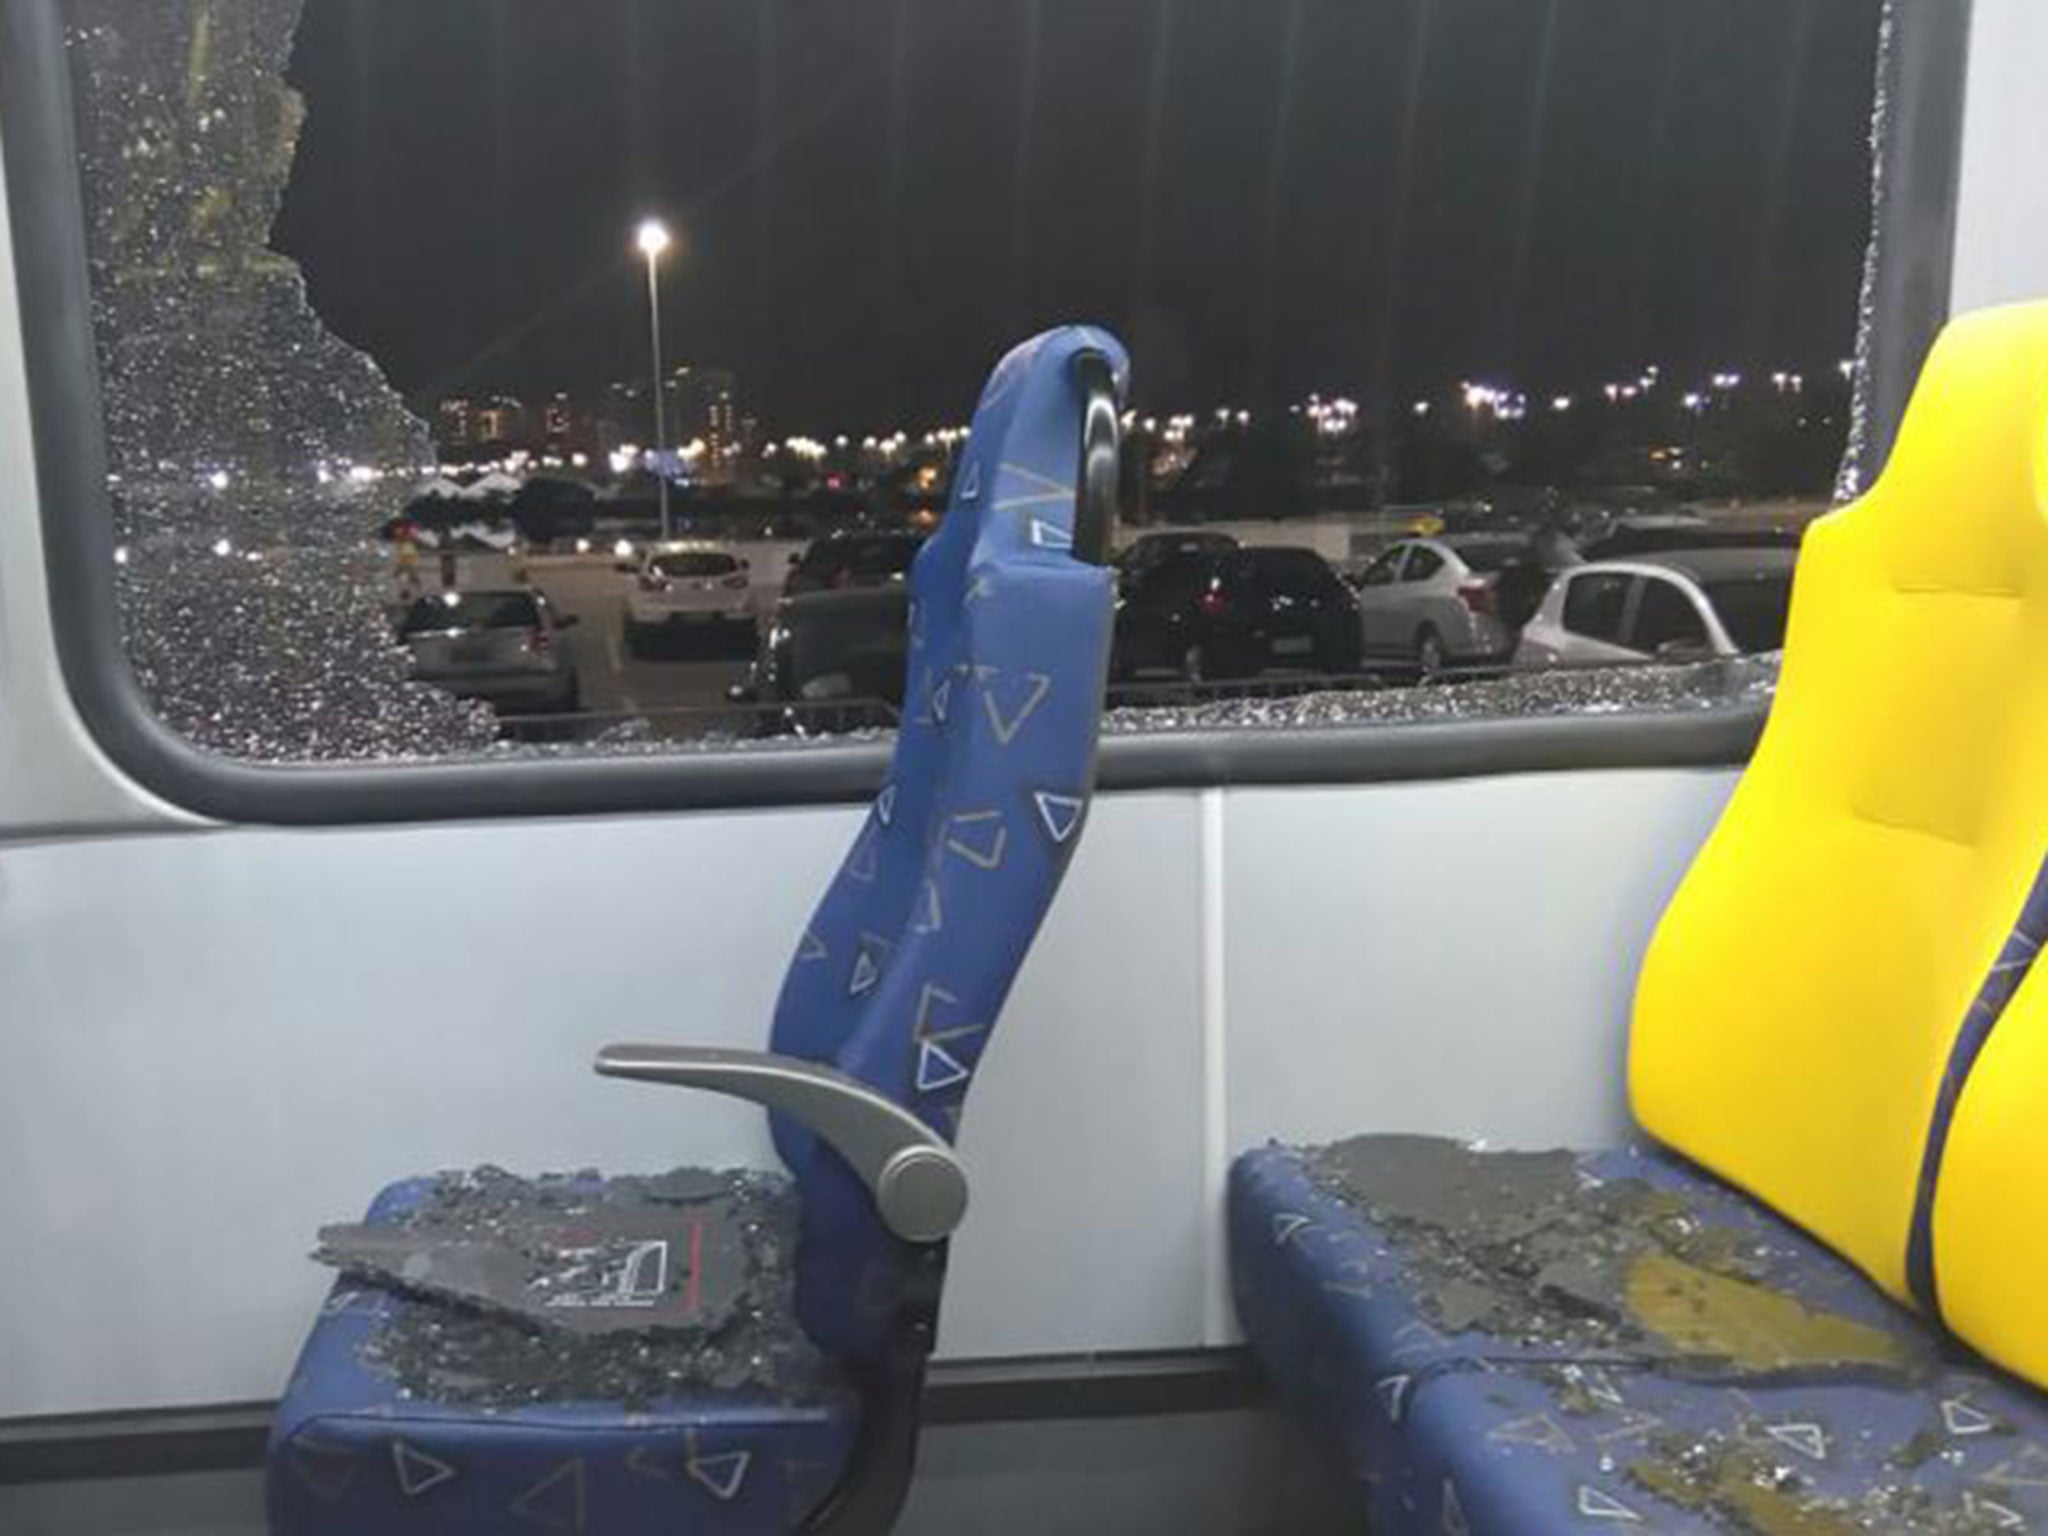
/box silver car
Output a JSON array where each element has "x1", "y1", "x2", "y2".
[
  {"x1": 1353, "y1": 535, "x2": 1527, "y2": 674},
  {"x1": 1513, "y1": 547, "x2": 1797, "y2": 669},
  {"x1": 400, "y1": 588, "x2": 581, "y2": 716}
]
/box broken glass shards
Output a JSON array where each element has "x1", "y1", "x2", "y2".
[
  {"x1": 317, "y1": 1165, "x2": 834, "y2": 1407},
  {"x1": 1103, "y1": 654, "x2": 1779, "y2": 736},
  {"x1": 61, "y1": 0, "x2": 499, "y2": 761}
]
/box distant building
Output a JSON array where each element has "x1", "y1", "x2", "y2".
[
  {"x1": 473, "y1": 395, "x2": 526, "y2": 446},
  {"x1": 666, "y1": 366, "x2": 741, "y2": 485},
  {"x1": 436, "y1": 396, "x2": 474, "y2": 450}
]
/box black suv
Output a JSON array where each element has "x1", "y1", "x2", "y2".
[
  {"x1": 783, "y1": 530, "x2": 928, "y2": 598},
  {"x1": 1112, "y1": 546, "x2": 1362, "y2": 683}
]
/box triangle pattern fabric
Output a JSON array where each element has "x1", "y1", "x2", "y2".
[
  {"x1": 1375, "y1": 1374, "x2": 1411, "y2": 1424},
  {"x1": 917, "y1": 1039, "x2": 972, "y2": 1094},
  {"x1": 1944, "y1": 1396, "x2": 1995, "y2": 1436},
  {"x1": 1965, "y1": 1492, "x2": 2027, "y2": 1529},
  {"x1": 288, "y1": 1434, "x2": 359, "y2": 1503},
  {"x1": 1029, "y1": 517, "x2": 1074, "y2": 552},
  {"x1": 1488, "y1": 1413, "x2": 1575, "y2": 1455},
  {"x1": 847, "y1": 829, "x2": 879, "y2": 883},
  {"x1": 849, "y1": 950, "x2": 879, "y2": 997},
  {"x1": 1034, "y1": 791, "x2": 1085, "y2": 844},
  {"x1": 509, "y1": 1459, "x2": 586, "y2": 1531},
  {"x1": 686, "y1": 1448, "x2": 753, "y2": 1503},
  {"x1": 958, "y1": 459, "x2": 981, "y2": 502},
  {"x1": 1271, "y1": 1212, "x2": 1314, "y2": 1247},
  {"x1": 945, "y1": 812, "x2": 1008, "y2": 870},
  {"x1": 1764, "y1": 1421, "x2": 1827, "y2": 1461},
  {"x1": 1441, "y1": 1479, "x2": 1470, "y2": 1536},
  {"x1": 797, "y1": 929, "x2": 828, "y2": 963},
  {"x1": 912, "y1": 878, "x2": 944, "y2": 935},
  {"x1": 874, "y1": 782, "x2": 897, "y2": 827},
  {"x1": 1574, "y1": 1485, "x2": 1642, "y2": 1521},
  {"x1": 982, "y1": 673, "x2": 1052, "y2": 745},
  {"x1": 391, "y1": 1441, "x2": 458, "y2": 1498}
]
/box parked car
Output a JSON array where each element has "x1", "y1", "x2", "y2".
[
  {"x1": 783, "y1": 530, "x2": 927, "y2": 597},
  {"x1": 1113, "y1": 530, "x2": 1239, "y2": 591},
  {"x1": 398, "y1": 588, "x2": 580, "y2": 716},
  {"x1": 1112, "y1": 546, "x2": 1362, "y2": 683},
  {"x1": 731, "y1": 587, "x2": 910, "y2": 734},
  {"x1": 1352, "y1": 535, "x2": 1529, "y2": 675},
  {"x1": 1513, "y1": 546, "x2": 1798, "y2": 669},
  {"x1": 622, "y1": 544, "x2": 755, "y2": 654}
]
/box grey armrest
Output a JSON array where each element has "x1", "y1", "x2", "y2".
[{"x1": 593, "y1": 1044, "x2": 969, "y2": 1244}]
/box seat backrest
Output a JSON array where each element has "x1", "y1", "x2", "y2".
[
  {"x1": 767, "y1": 325, "x2": 1127, "y2": 1358},
  {"x1": 1631, "y1": 301, "x2": 2048, "y2": 1385}
]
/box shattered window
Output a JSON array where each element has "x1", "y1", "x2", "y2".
[{"x1": 54, "y1": 0, "x2": 1885, "y2": 768}]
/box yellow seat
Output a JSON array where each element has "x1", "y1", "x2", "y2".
[{"x1": 1630, "y1": 300, "x2": 2048, "y2": 1385}]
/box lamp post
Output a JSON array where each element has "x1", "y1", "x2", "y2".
[{"x1": 636, "y1": 219, "x2": 675, "y2": 543}]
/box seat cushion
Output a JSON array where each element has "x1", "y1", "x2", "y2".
[
  {"x1": 269, "y1": 1174, "x2": 860, "y2": 1536},
  {"x1": 1231, "y1": 1135, "x2": 2048, "y2": 1533}
]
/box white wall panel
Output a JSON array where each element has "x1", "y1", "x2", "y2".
[
  {"x1": 1222, "y1": 771, "x2": 1735, "y2": 1155},
  {"x1": 0, "y1": 770, "x2": 1737, "y2": 1417},
  {"x1": 1950, "y1": 0, "x2": 2048, "y2": 315},
  {"x1": 0, "y1": 793, "x2": 1206, "y2": 1415}
]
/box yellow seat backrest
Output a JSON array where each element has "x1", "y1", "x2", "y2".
[{"x1": 1630, "y1": 301, "x2": 2048, "y2": 1384}]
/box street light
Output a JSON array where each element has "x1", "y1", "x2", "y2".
[{"x1": 636, "y1": 219, "x2": 675, "y2": 542}]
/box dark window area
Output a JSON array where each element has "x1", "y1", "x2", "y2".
[
  {"x1": 1358, "y1": 550, "x2": 1404, "y2": 588},
  {"x1": 1705, "y1": 576, "x2": 1796, "y2": 654},
  {"x1": 1403, "y1": 548, "x2": 1446, "y2": 582},
  {"x1": 650, "y1": 552, "x2": 741, "y2": 578},
  {"x1": 399, "y1": 592, "x2": 544, "y2": 637},
  {"x1": 51, "y1": 0, "x2": 1877, "y2": 764},
  {"x1": 1563, "y1": 574, "x2": 1633, "y2": 643},
  {"x1": 1631, "y1": 580, "x2": 1711, "y2": 653}
]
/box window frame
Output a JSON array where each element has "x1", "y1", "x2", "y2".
[{"x1": 0, "y1": 0, "x2": 1968, "y2": 827}]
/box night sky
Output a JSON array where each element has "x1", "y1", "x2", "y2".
[{"x1": 274, "y1": 0, "x2": 1883, "y2": 433}]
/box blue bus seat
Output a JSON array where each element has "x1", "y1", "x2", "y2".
[
  {"x1": 1233, "y1": 1139, "x2": 2048, "y2": 1533},
  {"x1": 267, "y1": 324, "x2": 1128, "y2": 1536},
  {"x1": 1231, "y1": 305, "x2": 2048, "y2": 1533}
]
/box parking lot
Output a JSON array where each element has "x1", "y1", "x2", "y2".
[{"x1": 523, "y1": 558, "x2": 761, "y2": 738}]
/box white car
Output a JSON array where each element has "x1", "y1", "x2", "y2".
[
  {"x1": 1353, "y1": 535, "x2": 1528, "y2": 674},
  {"x1": 1513, "y1": 547, "x2": 1797, "y2": 669},
  {"x1": 623, "y1": 544, "x2": 756, "y2": 653}
]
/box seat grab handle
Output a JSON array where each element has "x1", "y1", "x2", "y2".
[{"x1": 593, "y1": 1044, "x2": 969, "y2": 1244}]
